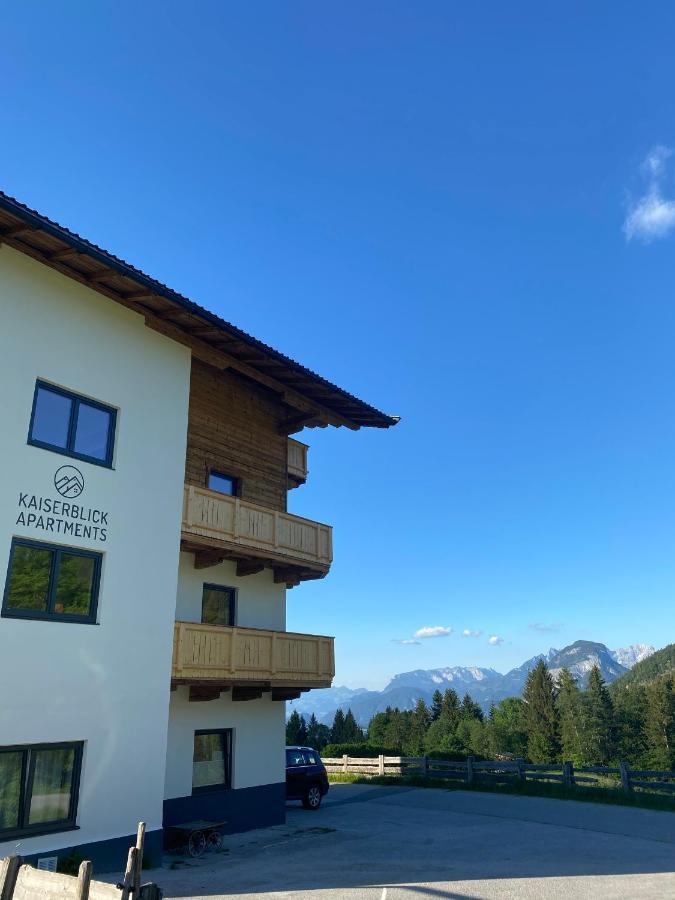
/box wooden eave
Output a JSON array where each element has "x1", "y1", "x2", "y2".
[{"x1": 0, "y1": 192, "x2": 400, "y2": 432}]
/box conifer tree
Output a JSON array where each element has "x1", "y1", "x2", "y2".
[
  {"x1": 523, "y1": 660, "x2": 559, "y2": 763},
  {"x1": 431, "y1": 689, "x2": 444, "y2": 722},
  {"x1": 460, "y1": 693, "x2": 484, "y2": 722},
  {"x1": 286, "y1": 709, "x2": 308, "y2": 744},
  {"x1": 330, "y1": 707, "x2": 346, "y2": 744},
  {"x1": 343, "y1": 709, "x2": 363, "y2": 743},
  {"x1": 644, "y1": 675, "x2": 675, "y2": 769},
  {"x1": 556, "y1": 668, "x2": 584, "y2": 765},
  {"x1": 582, "y1": 665, "x2": 614, "y2": 765},
  {"x1": 406, "y1": 698, "x2": 431, "y2": 755},
  {"x1": 306, "y1": 713, "x2": 330, "y2": 750}
]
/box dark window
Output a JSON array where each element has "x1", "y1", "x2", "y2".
[
  {"x1": 207, "y1": 471, "x2": 238, "y2": 496},
  {"x1": 28, "y1": 381, "x2": 116, "y2": 467},
  {"x1": 305, "y1": 750, "x2": 319, "y2": 765},
  {"x1": 201, "y1": 584, "x2": 235, "y2": 627},
  {"x1": 0, "y1": 742, "x2": 83, "y2": 839},
  {"x1": 192, "y1": 730, "x2": 232, "y2": 792},
  {"x1": 286, "y1": 750, "x2": 306, "y2": 767},
  {"x1": 2, "y1": 538, "x2": 101, "y2": 624}
]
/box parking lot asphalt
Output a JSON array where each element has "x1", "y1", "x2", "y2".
[{"x1": 148, "y1": 783, "x2": 675, "y2": 899}]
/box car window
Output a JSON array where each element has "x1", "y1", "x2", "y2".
[
  {"x1": 305, "y1": 751, "x2": 319, "y2": 765},
  {"x1": 286, "y1": 750, "x2": 306, "y2": 766}
]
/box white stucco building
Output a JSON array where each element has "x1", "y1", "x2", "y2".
[{"x1": 0, "y1": 191, "x2": 397, "y2": 869}]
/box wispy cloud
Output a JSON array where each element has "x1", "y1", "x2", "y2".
[
  {"x1": 488, "y1": 635, "x2": 504, "y2": 646},
  {"x1": 462, "y1": 629, "x2": 482, "y2": 638},
  {"x1": 624, "y1": 145, "x2": 675, "y2": 242},
  {"x1": 529, "y1": 622, "x2": 563, "y2": 633},
  {"x1": 391, "y1": 638, "x2": 421, "y2": 646},
  {"x1": 414, "y1": 625, "x2": 453, "y2": 639}
]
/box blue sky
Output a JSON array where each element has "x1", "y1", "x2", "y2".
[{"x1": 3, "y1": 2, "x2": 675, "y2": 688}]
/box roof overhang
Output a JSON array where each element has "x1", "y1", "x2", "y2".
[{"x1": 0, "y1": 191, "x2": 399, "y2": 433}]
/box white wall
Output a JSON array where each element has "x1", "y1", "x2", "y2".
[
  {"x1": 165, "y1": 688, "x2": 285, "y2": 798},
  {"x1": 0, "y1": 247, "x2": 191, "y2": 855},
  {"x1": 176, "y1": 552, "x2": 286, "y2": 630}
]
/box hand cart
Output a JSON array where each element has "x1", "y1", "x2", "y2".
[{"x1": 166, "y1": 820, "x2": 226, "y2": 858}]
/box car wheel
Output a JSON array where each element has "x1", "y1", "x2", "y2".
[{"x1": 303, "y1": 784, "x2": 323, "y2": 810}]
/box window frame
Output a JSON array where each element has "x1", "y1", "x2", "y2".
[
  {"x1": 2, "y1": 537, "x2": 102, "y2": 625},
  {"x1": 0, "y1": 741, "x2": 84, "y2": 840},
  {"x1": 207, "y1": 470, "x2": 239, "y2": 497},
  {"x1": 28, "y1": 380, "x2": 117, "y2": 469},
  {"x1": 201, "y1": 584, "x2": 237, "y2": 628},
  {"x1": 192, "y1": 729, "x2": 233, "y2": 794}
]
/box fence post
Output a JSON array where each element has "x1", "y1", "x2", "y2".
[
  {"x1": 378, "y1": 754, "x2": 385, "y2": 776},
  {"x1": 516, "y1": 757, "x2": 525, "y2": 783},
  {"x1": 343, "y1": 754, "x2": 348, "y2": 774},
  {"x1": 422, "y1": 755, "x2": 429, "y2": 777},
  {"x1": 466, "y1": 755, "x2": 475, "y2": 785},
  {"x1": 563, "y1": 761, "x2": 573, "y2": 788},
  {"x1": 0, "y1": 856, "x2": 22, "y2": 900},
  {"x1": 619, "y1": 761, "x2": 632, "y2": 794},
  {"x1": 75, "y1": 861, "x2": 93, "y2": 900}
]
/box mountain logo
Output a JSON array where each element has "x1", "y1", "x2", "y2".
[{"x1": 54, "y1": 465, "x2": 85, "y2": 499}]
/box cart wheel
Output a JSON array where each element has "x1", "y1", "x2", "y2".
[
  {"x1": 207, "y1": 831, "x2": 223, "y2": 852},
  {"x1": 188, "y1": 830, "x2": 207, "y2": 857}
]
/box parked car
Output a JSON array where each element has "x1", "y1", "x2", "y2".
[{"x1": 285, "y1": 746, "x2": 330, "y2": 809}]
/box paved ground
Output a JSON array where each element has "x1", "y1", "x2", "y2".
[{"x1": 145, "y1": 784, "x2": 675, "y2": 899}]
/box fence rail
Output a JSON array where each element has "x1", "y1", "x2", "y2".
[{"x1": 322, "y1": 755, "x2": 675, "y2": 794}]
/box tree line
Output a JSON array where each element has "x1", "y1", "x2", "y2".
[{"x1": 287, "y1": 660, "x2": 675, "y2": 768}]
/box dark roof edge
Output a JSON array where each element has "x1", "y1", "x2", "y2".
[{"x1": 0, "y1": 190, "x2": 399, "y2": 429}]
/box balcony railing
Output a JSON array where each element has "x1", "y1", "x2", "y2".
[
  {"x1": 182, "y1": 485, "x2": 332, "y2": 570},
  {"x1": 172, "y1": 621, "x2": 335, "y2": 688},
  {"x1": 287, "y1": 438, "x2": 309, "y2": 485}
]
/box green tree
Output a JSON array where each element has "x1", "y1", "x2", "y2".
[
  {"x1": 486, "y1": 697, "x2": 528, "y2": 758},
  {"x1": 384, "y1": 709, "x2": 411, "y2": 752},
  {"x1": 425, "y1": 690, "x2": 462, "y2": 754},
  {"x1": 330, "y1": 708, "x2": 346, "y2": 744},
  {"x1": 523, "y1": 660, "x2": 559, "y2": 763},
  {"x1": 643, "y1": 675, "x2": 675, "y2": 769},
  {"x1": 582, "y1": 665, "x2": 614, "y2": 765},
  {"x1": 367, "y1": 709, "x2": 392, "y2": 747},
  {"x1": 405, "y1": 699, "x2": 431, "y2": 755},
  {"x1": 342, "y1": 709, "x2": 364, "y2": 743},
  {"x1": 431, "y1": 689, "x2": 444, "y2": 722},
  {"x1": 556, "y1": 668, "x2": 584, "y2": 765},
  {"x1": 286, "y1": 710, "x2": 307, "y2": 744},
  {"x1": 460, "y1": 693, "x2": 484, "y2": 722},
  {"x1": 306, "y1": 713, "x2": 330, "y2": 750},
  {"x1": 613, "y1": 685, "x2": 648, "y2": 766}
]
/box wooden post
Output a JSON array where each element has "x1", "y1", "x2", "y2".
[
  {"x1": 120, "y1": 847, "x2": 138, "y2": 900},
  {"x1": 422, "y1": 755, "x2": 429, "y2": 777},
  {"x1": 516, "y1": 757, "x2": 525, "y2": 783},
  {"x1": 466, "y1": 755, "x2": 475, "y2": 785},
  {"x1": 75, "y1": 861, "x2": 93, "y2": 900},
  {"x1": 563, "y1": 761, "x2": 573, "y2": 788},
  {"x1": 0, "y1": 856, "x2": 21, "y2": 900},
  {"x1": 378, "y1": 754, "x2": 385, "y2": 776},
  {"x1": 133, "y1": 822, "x2": 146, "y2": 897},
  {"x1": 620, "y1": 761, "x2": 632, "y2": 794},
  {"x1": 342, "y1": 754, "x2": 348, "y2": 774}
]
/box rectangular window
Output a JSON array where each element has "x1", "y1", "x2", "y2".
[
  {"x1": 28, "y1": 381, "x2": 116, "y2": 468},
  {"x1": 201, "y1": 584, "x2": 236, "y2": 627},
  {"x1": 2, "y1": 538, "x2": 101, "y2": 624},
  {"x1": 207, "y1": 471, "x2": 238, "y2": 496},
  {"x1": 192, "y1": 730, "x2": 232, "y2": 792},
  {"x1": 0, "y1": 742, "x2": 83, "y2": 839}
]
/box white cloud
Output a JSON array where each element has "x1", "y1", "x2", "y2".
[
  {"x1": 529, "y1": 622, "x2": 563, "y2": 633},
  {"x1": 488, "y1": 635, "x2": 504, "y2": 646},
  {"x1": 462, "y1": 629, "x2": 482, "y2": 638},
  {"x1": 414, "y1": 625, "x2": 453, "y2": 639},
  {"x1": 391, "y1": 638, "x2": 421, "y2": 646},
  {"x1": 624, "y1": 145, "x2": 675, "y2": 242}
]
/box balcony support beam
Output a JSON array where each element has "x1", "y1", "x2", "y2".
[
  {"x1": 232, "y1": 686, "x2": 265, "y2": 702},
  {"x1": 188, "y1": 686, "x2": 230, "y2": 702},
  {"x1": 236, "y1": 559, "x2": 265, "y2": 577},
  {"x1": 271, "y1": 689, "x2": 302, "y2": 702}
]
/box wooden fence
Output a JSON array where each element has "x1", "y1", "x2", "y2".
[
  {"x1": 0, "y1": 823, "x2": 160, "y2": 900},
  {"x1": 323, "y1": 755, "x2": 675, "y2": 794}
]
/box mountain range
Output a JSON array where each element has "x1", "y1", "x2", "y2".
[{"x1": 289, "y1": 640, "x2": 656, "y2": 726}]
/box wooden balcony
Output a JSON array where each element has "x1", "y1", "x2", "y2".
[
  {"x1": 287, "y1": 438, "x2": 309, "y2": 488},
  {"x1": 172, "y1": 620, "x2": 335, "y2": 701},
  {"x1": 181, "y1": 485, "x2": 333, "y2": 585}
]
